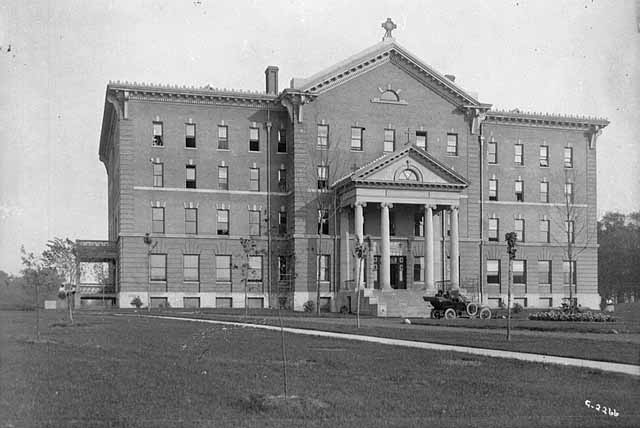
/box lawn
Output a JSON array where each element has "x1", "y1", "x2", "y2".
[{"x1": 1, "y1": 310, "x2": 639, "y2": 427}]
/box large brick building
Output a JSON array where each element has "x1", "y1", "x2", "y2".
[{"x1": 90, "y1": 20, "x2": 608, "y2": 314}]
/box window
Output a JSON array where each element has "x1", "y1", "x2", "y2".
[
  {"x1": 487, "y1": 260, "x2": 500, "y2": 284},
  {"x1": 540, "y1": 219, "x2": 550, "y2": 243},
  {"x1": 515, "y1": 180, "x2": 524, "y2": 201},
  {"x1": 278, "y1": 210, "x2": 287, "y2": 234},
  {"x1": 487, "y1": 141, "x2": 497, "y2": 164},
  {"x1": 318, "y1": 209, "x2": 329, "y2": 235},
  {"x1": 185, "y1": 123, "x2": 196, "y2": 148},
  {"x1": 249, "y1": 168, "x2": 260, "y2": 191},
  {"x1": 152, "y1": 207, "x2": 164, "y2": 234},
  {"x1": 249, "y1": 210, "x2": 261, "y2": 236},
  {"x1": 351, "y1": 127, "x2": 364, "y2": 151},
  {"x1": 186, "y1": 165, "x2": 196, "y2": 188},
  {"x1": 317, "y1": 255, "x2": 330, "y2": 281},
  {"x1": 278, "y1": 168, "x2": 287, "y2": 192},
  {"x1": 564, "y1": 147, "x2": 573, "y2": 168},
  {"x1": 152, "y1": 121, "x2": 163, "y2": 146},
  {"x1": 513, "y1": 260, "x2": 526, "y2": 284},
  {"x1": 565, "y1": 220, "x2": 575, "y2": 243},
  {"x1": 274, "y1": 129, "x2": 286, "y2": 153},
  {"x1": 416, "y1": 131, "x2": 427, "y2": 150},
  {"x1": 384, "y1": 129, "x2": 395, "y2": 152},
  {"x1": 446, "y1": 134, "x2": 458, "y2": 156},
  {"x1": 539, "y1": 145, "x2": 549, "y2": 167},
  {"x1": 488, "y1": 218, "x2": 499, "y2": 241},
  {"x1": 218, "y1": 125, "x2": 228, "y2": 150},
  {"x1": 216, "y1": 255, "x2": 231, "y2": 282},
  {"x1": 217, "y1": 209, "x2": 229, "y2": 235},
  {"x1": 183, "y1": 254, "x2": 199, "y2": 282},
  {"x1": 489, "y1": 179, "x2": 498, "y2": 201},
  {"x1": 248, "y1": 256, "x2": 262, "y2": 282},
  {"x1": 564, "y1": 182, "x2": 574, "y2": 204},
  {"x1": 185, "y1": 208, "x2": 197, "y2": 234},
  {"x1": 413, "y1": 256, "x2": 424, "y2": 282},
  {"x1": 317, "y1": 165, "x2": 328, "y2": 190},
  {"x1": 540, "y1": 181, "x2": 549, "y2": 203},
  {"x1": 153, "y1": 162, "x2": 163, "y2": 187},
  {"x1": 278, "y1": 256, "x2": 289, "y2": 281},
  {"x1": 218, "y1": 166, "x2": 228, "y2": 190},
  {"x1": 538, "y1": 260, "x2": 552, "y2": 285},
  {"x1": 514, "y1": 144, "x2": 523, "y2": 165},
  {"x1": 249, "y1": 127, "x2": 260, "y2": 152},
  {"x1": 414, "y1": 214, "x2": 424, "y2": 237},
  {"x1": 149, "y1": 254, "x2": 167, "y2": 281},
  {"x1": 317, "y1": 124, "x2": 328, "y2": 148},
  {"x1": 563, "y1": 260, "x2": 577, "y2": 285},
  {"x1": 397, "y1": 169, "x2": 418, "y2": 181},
  {"x1": 515, "y1": 219, "x2": 525, "y2": 242}
]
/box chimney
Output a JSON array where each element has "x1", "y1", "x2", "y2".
[
  {"x1": 265, "y1": 66, "x2": 279, "y2": 95},
  {"x1": 444, "y1": 74, "x2": 456, "y2": 82}
]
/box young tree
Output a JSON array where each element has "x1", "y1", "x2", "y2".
[
  {"x1": 20, "y1": 246, "x2": 61, "y2": 338},
  {"x1": 41, "y1": 237, "x2": 78, "y2": 323}
]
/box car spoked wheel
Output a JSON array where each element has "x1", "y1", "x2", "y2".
[
  {"x1": 479, "y1": 307, "x2": 492, "y2": 320},
  {"x1": 466, "y1": 302, "x2": 479, "y2": 317},
  {"x1": 444, "y1": 308, "x2": 456, "y2": 319}
]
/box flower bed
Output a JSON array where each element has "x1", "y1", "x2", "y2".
[{"x1": 528, "y1": 311, "x2": 615, "y2": 322}]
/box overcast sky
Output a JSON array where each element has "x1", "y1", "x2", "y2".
[{"x1": 1, "y1": 0, "x2": 638, "y2": 274}]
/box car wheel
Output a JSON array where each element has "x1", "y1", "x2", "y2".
[
  {"x1": 430, "y1": 309, "x2": 437, "y2": 319},
  {"x1": 444, "y1": 308, "x2": 456, "y2": 319},
  {"x1": 479, "y1": 307, "x2": 492, "y2": 320},
  {"x1": 466, "y1": 302, "x2": 479, "y2": 317}
]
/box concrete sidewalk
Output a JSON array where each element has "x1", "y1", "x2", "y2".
[{"x1": 123, "y1": 313, "x2": 640, "y2": 377}]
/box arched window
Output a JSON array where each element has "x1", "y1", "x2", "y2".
[
  {"x1": 397, "y1": 169, "x2": 419, "y2": 181},
  {"x1": 380, "y1": 90, "x2": 400, "y2": 102}
]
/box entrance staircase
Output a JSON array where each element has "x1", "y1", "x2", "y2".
[{"x1": 341, "y1": 289, "x2": 431, "y2": 318}]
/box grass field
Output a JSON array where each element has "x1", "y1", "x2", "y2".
[{"x1": 1, "y1": 310, "x2": 639, "y2": 427}]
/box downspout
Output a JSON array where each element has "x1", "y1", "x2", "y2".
[
  {"x1": 478, "y1": 123, "x2": 485, "y2": 304},
  {"x1": 266, "y1": 112, "x2": 272, "y2": 308}
]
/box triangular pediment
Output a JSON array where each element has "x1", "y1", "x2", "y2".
[
  {"x1": 291, "y1": 38, "x2": 488, "y2": 108},
  {"x1": 333, "y1": 146, "x2": 468, "y2": 191}
]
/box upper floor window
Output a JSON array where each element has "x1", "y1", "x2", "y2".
[
  {"x1": 249, "y1": 167, "x2": 260, "y2": 191},
  {"x1": 397, "y1": 169, "x2": 418, "y2": 181},
  {"x1": 149, "y1": 254, "x2": 167, "y2": 281},
  {"x1": 487, "y1": 260, "x2": 500, "y2": 284},
  {"x1": 317, "y1": 124, "x2": 329, "y2": 149},
  {"x1": 185, "y1": 208, "x2": 198, "y2": 234},
  {"x1": 446, "y1": 133, "x2": 458, "y2": 156},
  {"x1": 514, "y1": 219, "x2": 525, "y2": 242},
  {"x1": 185, "y1": 123, "x2": 196, "y2": 148},
  {"x1": 488, "y1": 218, "x2": 499, "y2": 241},
  {"x1": 515, "y1": 180, "x2": 524, "y2": 201},
  {"x1": 317, "y1": 165, "x2": 328, "y2": 190},
  {"x1": 564, "y1": 147, "x2": 573, "y2": 168},
  {"x1": 278, "y1": 167, "x2": 287, "y2": 192},
  {"x1": 249, "y1": 127, "x2": 260, "y2": 152},
  {"x1": 488, "y1": 179, "x2": 498, "y2": 201},
  {"x1": 278, "y1": 210, "x2": 287, "y2": 235},
  {"x1": 317, "y1": 255, "x2": 330, "y2": 281},
  {"x1": 384, "y1": 129, "x2": 395, "y2": 152},
  {"x1": 416, "y1": 131, "x2": 427, "y2": 150},
  {"x1": 152, "y1": 207, "x2": 164, "y2": 234},
  {"x1": 563, "y1": 260, "x2": 577, "y2": 285},
  {"x1": 277, "y1": 129, "x2": 287, "y2": 153},
  {"x1": 565, "y1": 220, "x2": 575, "y2": 243},
  {"x1": 513, "y1": 260, "x2": 527, "y2": 284},
  {"x1": 540, "y1": 181, "x2": 549, "y2": 203},
  {"x1": 152, "y1": 121, "x2": 163, "y2": 147},
  {"x1": 217, "y1": 209, "x2": 229, "y2": 235},
  {"x1": 318, "y1": 209, "x2": 329, "y2": 235},
  {"x1": 564, "y1": 182, "x2": 574, "y2": 204},
  {"x1": 183, "y1": 254, "x2": 199, "y2": 282},
  {"x1": 514, "y1": 144, "x2": 524, "y2": 165},
  {"x1": 414, "y1": 214, "x2": 424, "y2": 237},
  {"x1": 540, "y1": 219, "x2": 550, "y2": 243},
  {"x1": 539, "y1": 145, "x2": 549, "y2": 167},
  {"x1": 278, "y1": 256, "x2": 289, "y2": 280},
  {"x1": 218, "y1": 125, "x2": 228, "y2": 150},
  {"x1": 248, "y1": 256, "x2": 263, "y2": 282},
  {"x1": 487, "y1": 141, "x2": 497, "y2": 164},
  {"x1": 153, "y1": 162, "x2": 164, "y2": 187},
  {"x1": 218, "y1": 166, "x2": 228, "y2": 190},
  {"x1": 538, "y1": 260, "x2": 552, "y2": 285},
  {"x1": 249, "y1": 210, "x2": 261, "y2": 236},
  {"x1": 351, "y1": 127, "x2": 364, "y2": 151},
  {"x1": 186, "y1": 165, "x2": 196, "y2": 188},
  {"x1": 216, "y1": 255, "x2": 231, "y2": 282}
]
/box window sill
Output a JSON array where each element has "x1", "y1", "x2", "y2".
[
  {"x1": 185, "y1": 147, "x2": 197, "y2": 150},
  {"x1": 350, "y1": 149, "x2": 364, "y2": 152},
  {"x1": 276, "y1": 151, "x2": 288, "y2": 155},
  {"x1": 151, "y1": 145, "x2": 165, "y2": 149},
  {"x1": 149, "y1": 280, "x2": 167, "y2": 283},
  {"x1": 184, "y1": 281, "x2": 200, "y2": 284},
  {"x1": 217, "y1": 148, "x2": 230, "y2": 152},
  {"x1": 445, "y1": 154, "x2": 459, "y2": 157}
]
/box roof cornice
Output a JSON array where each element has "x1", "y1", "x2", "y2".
[{"x1": 486, "y1": 109, "x2": 610, "y2": 129}]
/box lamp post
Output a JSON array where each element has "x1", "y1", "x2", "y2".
[
  {"x1": 144, "y1": 233, "x2": 154, "y2": 313},
  {"x1": 505, "y1": 232, "x2": 517, "y2": 341}
]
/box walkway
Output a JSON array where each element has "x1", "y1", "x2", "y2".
[{"x1": 122, "y1": 314, "x2": 640, "y2": 377}]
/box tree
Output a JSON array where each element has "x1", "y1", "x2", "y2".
[
  {"x1": 20, "y1": 246, "x2": 61, "y2": 338},
  {"x1": 41, "y1": 237, "x2": 78, "y2": 323}
]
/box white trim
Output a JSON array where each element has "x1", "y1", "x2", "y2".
[
  {"x1": 133, "y1": 186, "x2": 289, "y2": 197},
  {"x1": 484, "y1": 201, "x2": 588, "y2": 208}
]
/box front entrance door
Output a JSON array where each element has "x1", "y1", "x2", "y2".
[{"x1": 390, "y1": 256, "x2": 406, "y2": 289}]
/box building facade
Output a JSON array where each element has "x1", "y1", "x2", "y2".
[{"x1": 94, "y1": 21, "x2": 608, "y2": 314}]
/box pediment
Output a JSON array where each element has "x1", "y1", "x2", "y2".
[{"x1": 333, "y1": 146, "x2": 468, "y2": 191}]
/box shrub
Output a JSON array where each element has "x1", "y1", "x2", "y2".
[
  {"x1": 340, "y1": 305, "x2": 349, "y2": 314},
  {"x1": 512, "y1": 302, "x2": 524, "y2": 314},
  {"x1": 528, "y1": 310, "x2": 615, "y2": 322},
  {"x1": 131, "y1": 296, "x2": 143, "y2": 309},
  {"x1": 303, "y1": 300, "x2": 315, "y2": 313}
]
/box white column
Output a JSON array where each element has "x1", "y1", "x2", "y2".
[
  {"x1": 424, "y1": 204, "x2": 435, "y2": 293},
  {"x1": 380, "y1": 202, "x2": 392, "y2": 290},
  {"x1": 450, "y1": 205, "x2": 460, "y2": 290},
  {"x1": 354, "y1": 202, "x2": 366, "y2": 289},
  {"x1": 340, "y1": 208, "x2": 350, "y2": 290}
]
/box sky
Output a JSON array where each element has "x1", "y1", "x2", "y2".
[{"x1": 0, "y1": 0, "x2": 638, "y2": 275}]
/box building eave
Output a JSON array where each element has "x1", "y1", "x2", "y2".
[{"x1": 486, "y1": 109, "x2": 610, "y2": 129}]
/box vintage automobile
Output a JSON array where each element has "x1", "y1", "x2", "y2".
[{"x1": 423, "y1": 290, "x2": 492, "y2": 320}]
